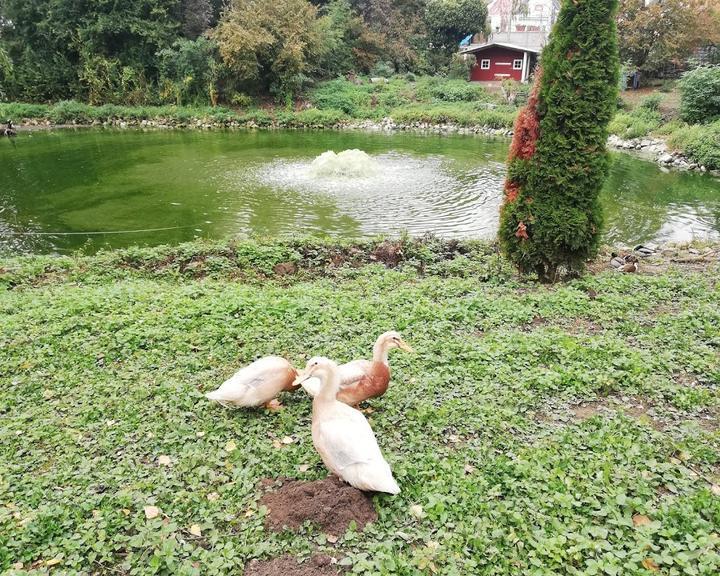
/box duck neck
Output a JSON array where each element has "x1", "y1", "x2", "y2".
[
  {"x1": 372, "y1": 338, "x2": 389, "y2": 365},
  {"x1": 314, "y1": 369, "x2": 341, "y2": 405}
]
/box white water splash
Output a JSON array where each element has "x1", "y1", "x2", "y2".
[{"x1": 308, "y1": 149, "x2": 378, "y2": 178}]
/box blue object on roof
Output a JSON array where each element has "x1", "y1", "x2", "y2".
[{"x1": 459, "y1": 34, "x2": 473, "y2": 47}]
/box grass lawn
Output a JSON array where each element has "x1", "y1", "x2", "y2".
[{"x1": 1, "y1": 238, "x2": 719, "y2": 575}]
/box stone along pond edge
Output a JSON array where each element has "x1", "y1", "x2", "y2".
[{"x1": 13, "y1": 116, "x2": 717, "y2": 177}]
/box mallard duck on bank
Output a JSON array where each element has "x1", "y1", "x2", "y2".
[{"x1": 2, "y1": 120, "x2": 17, "y2": 138}]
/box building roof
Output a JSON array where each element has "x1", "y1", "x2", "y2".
[{"x1": 459, "y1": 31, "x2": 546, "y2": 55}]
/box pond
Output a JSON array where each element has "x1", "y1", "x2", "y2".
[{"x1": 1, "y1": 129, "x2": 719, "y2": 255}]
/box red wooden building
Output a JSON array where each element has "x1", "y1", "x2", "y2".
[{"x1": 460, "y1": 32, "x2": 545, "y2": 84}]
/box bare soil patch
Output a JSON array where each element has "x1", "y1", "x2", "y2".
[
  {"x1": 244, "y1": 555, "x2": 340, "y2": 576},
  {"x1": 570, "y1": 396, "x2": 664, "y2": 429},
  {"x1": 260, "y1": 476, "x2": 377, "y2": 536}
]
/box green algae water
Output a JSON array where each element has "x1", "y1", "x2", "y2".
[{"x1": 1, "y1": 129, "x2": 718, "y2": 255}]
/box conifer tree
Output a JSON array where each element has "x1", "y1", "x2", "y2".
[{"x1": 498, "y1": 0, "x2": 620, "y2": 282}]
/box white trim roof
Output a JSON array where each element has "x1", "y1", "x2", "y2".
[{"x1": 460, "y1": 41, "x2": 541, "y2": 56}]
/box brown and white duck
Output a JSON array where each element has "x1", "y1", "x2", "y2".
[{"x1": 299, "y1": 331, "x2": 413, "y2": 406}]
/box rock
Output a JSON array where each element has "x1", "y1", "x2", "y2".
[{"x1": 658, "y1": 153, "x2": 674, "y2": 165}]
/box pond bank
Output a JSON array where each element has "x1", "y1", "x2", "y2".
[
  {"x1": 2, "y1": 236, "x2": 719, "y2": 574},
  {"x1": 607, "y1": 134, "x2": 718, "y2": 176},
  {"x1": 14, "y1": 115, "x2": 713, "y2": 175}
]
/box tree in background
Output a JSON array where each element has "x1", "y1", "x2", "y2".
[
  {"x1": 0, "y1": 0, "x2": 182, "y2": 102},
  {"x1": 424, "y1": 0, "x2": 488, "y2": 53},
  {"x1": 215, "y1": 0, "x2": 325, "y2": 100},
  {"x1": 679, "y1": 66, "x2": 720, "y2": 124},
  {"x1": 499, "y1": 0, "x2": 620, "y2": 282},
  {"x1": 157, "y1": 37, "x2": 220, "y2": 105},
  {"x1": 182, "y1": 0, "x2": 213, "y2": 40},
  {"x1": 617, "y1": 0, "x2": 720, "y2": 76}
]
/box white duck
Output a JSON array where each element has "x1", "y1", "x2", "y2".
[
  {"x1": 296, "y1": 356, "x2": 400, "y2": 494},
  {"x1": 205, "y1": 356, "x2": 299, "y2": 409},
  {"x1": 299, "y1": 331, "x2": 413, "y2": 405}
]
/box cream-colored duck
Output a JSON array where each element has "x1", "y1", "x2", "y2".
[
  {"x1": 205, "y1": 356, "x2": 298, "y2": 409},
  {"x1": 300, "y1": 331, "x2": 413, "y2": 405},
  {"x1": 297, "y1": 356, "x2": 400, "y2": 494}
]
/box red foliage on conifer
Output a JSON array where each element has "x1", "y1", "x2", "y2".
[
  {"x1": 502, "y1": 69, "x2": 543, "y2": 208},
  {"x1": 507, "y1": 69, "x2": 542, "y2": 164}
]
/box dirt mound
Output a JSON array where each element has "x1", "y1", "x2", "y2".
[
  {"x1": 244, "y1": 555, "x2": 340, "y2": 576},
  {"x1": 372, "y1": 240, "x2": 404, "y2": 267},
  {"x1": 260, "y1": 476, "x2": 377, "y2": 536}
]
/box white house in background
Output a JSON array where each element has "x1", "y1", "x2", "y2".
[{"x1": 487, "y1": 0, "x2": 559, "y2": 34}]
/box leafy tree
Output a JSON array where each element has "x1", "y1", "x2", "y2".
[
  {"x1": 499, "y1": 0, "x2": 620, "y2": 282},
  {"x1": 617, "y1": 0, "x2": 720, "y2": 75},
  {"x1": 679, "y1": 66, "x2": 720, "y2": 124},
  {"x1": 215, "y1": 0, "x2": 326, "y2": 98},
  {"x1": 0, "y1": 0, "x2": 182, "y2": 102},
  {"x1": 424, "y1": 0, "x2": 488, "y2": 52},
  {"x1": 157, "y1": 36, "x2": 219, "y2": 105},
  {"x1": 182, "y1": 0, "x2": 213, "y2": 39}
]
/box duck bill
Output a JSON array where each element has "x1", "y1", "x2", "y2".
[
  {"x1": 398, "y1": 340, "x2": 414, "y2": 353},
  {"x1": 292, "y1": 370, "x2": 312, "y2": 387}
]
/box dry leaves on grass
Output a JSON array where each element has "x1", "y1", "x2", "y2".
[
  {"x1": 189, "y1": 524, "x2": 202, "y2": 537},
  {"x1": 157, "y1": 455, "x2": 172, "y2": 466},
  {"x1": 642, "y1": 558, "x2": 660, "y2": 571},
  {"x1": 632, "y1": 514, "x2": 652, "y2": 527},
  {"x1": 144, "y1": 505, "x2": 160, "y2": 519},
  {"x1": 409, "y1": 504, "x2": 426, "y2": 520}
]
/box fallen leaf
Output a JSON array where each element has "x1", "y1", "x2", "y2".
[
  {"x1": 206, "y1": 492, "x2": 219, "y2": 502},
  {"x1": 45, "y1": 558, "x2": 62, "y2": 567},
  {"x1": 281, "y1": 436, "x2": 294, "y2": 445},
  {"x1": 42, "y1": 389, "x2": 54, "y2": 399},
  {"x1": 224, "y1": 440, "x2": 237, "y2": 452},
  {"x1": 144, "y1": 505, "x2": 160, "y2": 519},
  {"x1": 244, "y1": 509, "x2": 254, "y2": 518},
  {"x1": 641, "y1": 558, "x2": 659, "y2": 571},
  {"x1": 712, "y1": 484, "x2": 720, "y2": 496},
  {"x1": 298, "y1": 464, "x2": 310, "y2": 472},
  {"x1": 157, "y1": 455, "x2": 172, "y2": 466},
  {"x1": 464, "y1": 464, "x2": 475, "y2": 474},
  {"x1": 272, "y1": 440, "x2": 283, "y2": 449},
  {"x1": 122, "y1": 508, "x2": 130, "y2": 516},
  {"x1": 326, "y1": 534, "x2": 338, "y2": 544},
  {"x1": 409, "y1": 504, "x2": 426, "y2": 520},
  {"x1": 448, "y1": 434, "x2": 460, "y2": 443},
  {"x1": 12, "y1": 562, "x2": 23, "y2": 570},
  {"x1": 196, "y1": 431, "x2": 205, "y2": 438},
  {"x1": 633, "y1": 514, "x2": 651, "y2": 527},
  {"x1": 189, "y1": 524, "x2": 202, "y2": 537}
]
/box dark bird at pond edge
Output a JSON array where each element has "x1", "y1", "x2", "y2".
[
  {"x1": 617, "y1": 254, "x2": 639, "y2": 273},
  {"x1": 2, "y1": 120, "x2": 17, "y2": 138}
]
